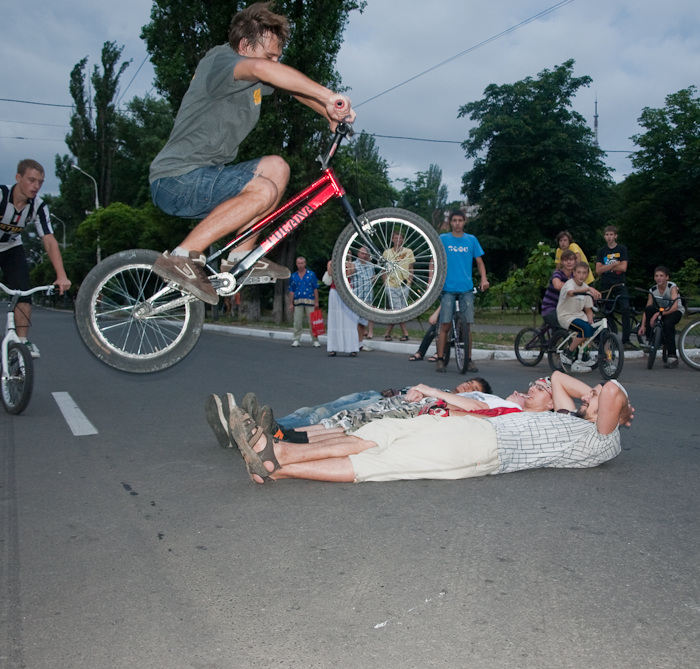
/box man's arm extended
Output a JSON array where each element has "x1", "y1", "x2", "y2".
[
  {"x1": 233, "y1": 58, "x2": 355, "y2": 124},
  {"x1": 476, "y1": 256, "x2": 489, "y2": 292},
  {"x1": 41, "y1": 234, "x2": 71, "y2": 294},
  {"x1": 405, "y1": 384, "x2": 489, "y2": 411}
]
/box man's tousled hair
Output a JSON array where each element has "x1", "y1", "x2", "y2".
[
  {"x1": 560, "y1": 249, "x2": 576, "y2": 261},
  {"x1": 17, "y1": 159, "x2": 44, "y2": 176},
  {"x1": 471, "y1": 377, "x2": 492, "y2": 395},
  {"x1": 229, "y1": 2, "x2": 290, "y2": 52}
]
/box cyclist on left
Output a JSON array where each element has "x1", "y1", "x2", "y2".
[{"x1": 1, "y1": 159, "x2": 71, "y2": 358}]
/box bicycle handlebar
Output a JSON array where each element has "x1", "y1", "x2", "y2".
[{"x1": 0, "y1": 282, "x2": 56, "y2": 298}]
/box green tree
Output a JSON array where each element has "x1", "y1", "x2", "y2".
[
  {"x1": 63, "y1": 42, "x2": 131, "y2": 209},
  {"x1": 397, "y1": 164, "x2": 449, "y2": 230},
  {"x1": 614, "y1": 86, "x2": 700, "y2": 280},
  {"x1": 112, "y1": 95, "x2": 174, "y2": 207},
  {"x1": 459, "y1": 60, "x2": 613, "y2": 279}
]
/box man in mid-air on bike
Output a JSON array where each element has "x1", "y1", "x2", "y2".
[
  {"x1": 149, "y1": 2, "x2": 355, "y2": 305},
  {"x1": 1, "y1": 159, "x2": 71, "y2": 358},
  {"x1": 434, "y1": 210, "x2": 489, "y2": 373}
]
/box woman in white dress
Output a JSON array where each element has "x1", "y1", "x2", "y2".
[{"x1": 325, "y1": 260, "x2": 361, "y2": 357}]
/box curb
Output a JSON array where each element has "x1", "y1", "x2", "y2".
[{"x1": 202, "y1": 324, "x2": 647, "y2": 362}]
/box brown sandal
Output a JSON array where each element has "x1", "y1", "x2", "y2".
[{"x1": 228, "y1": 407, "x2": 280, "y2": 483}]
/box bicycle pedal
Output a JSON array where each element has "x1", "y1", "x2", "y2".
[{"x1": 240, "y1": 276, "x2": 275, "y2": 285}]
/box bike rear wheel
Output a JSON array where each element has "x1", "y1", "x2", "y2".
[
  {"x1": 599, "y1": 332, "x2": 624, "y2": 380},
  {"x1": 1, "y1": 342, "x2": 34, "y2": 414},
  {"x1": 452, "y1": 316, "x2": 469, "y2": 374},
  {"x1": 331, "y1": 208, "x2": 447, "y2": 324},
  {"x1": 515, "y1": 327, "x2": 545, "y2": 366},
  {"x1": 75, "y1": 249, "x2": 206, "y2": 373},
  {"x1": 647, "y1": 326, "x2": 662, "y2": 370},
  {"x1": 679, "y1": 319, "x2": 700, "y2": 371}
]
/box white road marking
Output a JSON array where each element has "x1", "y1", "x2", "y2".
[{"x1": 52, "y1": 392, "x2": 98, "y2": 436}]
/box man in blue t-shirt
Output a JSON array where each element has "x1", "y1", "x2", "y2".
[
  {"x1": 435, "y1": 211, "x2": 489, "y2": 373},
  {"x1": 288, "y1": 257, "x2": 320, "y2": 348}
]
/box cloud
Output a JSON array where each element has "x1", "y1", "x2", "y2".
[{"x1": 1, "y1": 0, "x2": 698, "y2": 205}]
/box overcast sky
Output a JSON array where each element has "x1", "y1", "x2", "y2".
[{"x1": 2, "y1": 0, "x2": 698, "y2": 204}]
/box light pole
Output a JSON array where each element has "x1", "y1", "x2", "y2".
[
  {"x1": 49, "y1": 213, "x2": 67, "y2": 249},
  {"x1": 71, "y1": 164, "x2": 101, "y2": 262}
]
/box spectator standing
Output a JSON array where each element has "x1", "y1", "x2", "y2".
[
  {"x1": 555, "y1": 231, "x2": 594, "y2": 284},
  {"x1": 541, "y1": 249, "x2": 577, "y2": 329},
  {"x1": 382, "y1": 231, "x2": 414, "y2": 342},
  {"x1": 435, "y1": 211, "x2": 489, "y2": 373},
  {"x1": 0, "y1": 159, "x2": 71, "y2": 358},
  {"x1": 595, "y1": 226, "x2": 635, "y2": 350},
  {"x1": 349, "y1": 246, "x2": 374, "y2": 342},
  {"x1": 325, "y1": 260, "x2": 360, "y2": 357},
  {"x1": 288, "y1": 256, "x2": 320, "y2": 347},
  {"x1": 638, "y1": 266, "x2": 685, "y2": 368}
]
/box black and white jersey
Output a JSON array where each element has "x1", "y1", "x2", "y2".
[{"x1": 0, "y1": 184, "x2": 53, "y2": 253}]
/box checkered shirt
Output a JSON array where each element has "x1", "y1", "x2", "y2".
[
  {"x1": 351, "y1": 259, "x2": 374, "y2": 303},
  {"x1": 487, "y1": 412, "x2": 621, "y2": 474}
]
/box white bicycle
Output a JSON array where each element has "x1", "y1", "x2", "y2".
[{"x1": 1, "y1": 282, "x2": 55, "y2": 414}]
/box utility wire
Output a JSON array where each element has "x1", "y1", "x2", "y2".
[
  {"x1": 356, "y1": 0, "x2": 575, "y2": 108},
  {"x1": 117, "y1": 54, "x2": 149, "y2": 106},
  {"x1": 0, "y1": 119, "x2": 70, "y2": 128},
  {"x1": 0, "y1": 98, "x2": 72, "y2": 108}
]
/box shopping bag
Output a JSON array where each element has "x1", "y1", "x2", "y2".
[{"x1": 310, "y1": 309, "x2": 325, "y2": 337}]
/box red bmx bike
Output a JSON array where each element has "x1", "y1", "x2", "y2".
[{"x1": 75, "y1": 123, "x2": 447, "y2": 373}]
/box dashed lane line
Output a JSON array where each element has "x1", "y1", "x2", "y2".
[{"x1": 52, "y1": 392, "x2": 98, "y2": 436}]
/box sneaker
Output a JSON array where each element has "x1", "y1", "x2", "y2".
[
  {"x1": 578, "y1": 351, "x2": 597, "y2": 367},
  {"x1": 436, "y1": 358, "x2": 446, "y2": 373},
  {"x1": 570, "y1": 361, "x2": 592, "y2": 373},
  {"x1": 360, "y1": 344, "x2": 373, "y2": 351},
  {"x1": 241, "y1": 392, "x2": 261, "y2": 423},
  {"x1": 152, "y1": 251, "x2": 219, "y2": 305},
  {"x1": 560, "y1": 350, "x2": 574, "y2": 366},
  {"x1": 220, "y1": 256, "x2": 291, "y2": 282},
  {"x1": 24, "y1": 341, "x2": 40, "y2": 359},
  {"x1": 623, "y1": 341, "x2": 639, "y2": 351},
  {"x1": 467, "y1": 359, "x2": 479, "y2": 373},
  {"x1": 313, "y1": 341, "x2": 321, "y2": 348},
  {"x1": 205, "y1": 393, "x2": 237, "y2": 449},
  {"x1": 664, "y1": 356, "x2": 678, "y2": 369},
  {"x1": 291, "y1": 340, "x2": 300, "y2": 347}
]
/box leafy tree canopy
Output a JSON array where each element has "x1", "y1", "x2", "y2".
[
  {"x1": 459, "y1": 59, "x2": 613, "y2": 279},
  {"x1": 614, "y1": 86, "x2": 700, "y2": 281},
  {"x1": 397, "y1": 164, "x2": 448, "y2": 230}
]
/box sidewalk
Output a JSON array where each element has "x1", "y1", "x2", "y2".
[{"x1": 203, "y1": 321, "x2": 646, "y2": 362}]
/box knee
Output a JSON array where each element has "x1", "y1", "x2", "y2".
[{"x1": 259, "y1": 155, "x2": 290, "y2": 187}]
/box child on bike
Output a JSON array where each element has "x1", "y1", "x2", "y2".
[
  {"x1": 556, "y1": 262, "x2": 602, "y2": 372},
  {"x1": 638, "y1": 266, "x2": 685, "y2": 369}
]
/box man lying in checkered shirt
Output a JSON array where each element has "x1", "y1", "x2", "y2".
[{"x1": 225, "y1": 371, "x2": 633, "y2": 484}]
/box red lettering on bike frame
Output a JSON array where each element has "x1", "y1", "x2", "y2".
[{"x1": 257, "y1": 170, "x2": 345, "y2": 254}]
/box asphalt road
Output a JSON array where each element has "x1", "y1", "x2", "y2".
[{"x1": 1, "y1": 307, "x2": 699, "y2": 669}]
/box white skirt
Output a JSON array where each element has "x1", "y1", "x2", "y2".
[{"x1": 327, "y1": 288, "x2": 360, "y2": 353}]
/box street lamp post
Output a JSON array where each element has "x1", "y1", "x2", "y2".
[
  {"x1": 71, "y1": 164, "x2": 101, "y2": 263},
  {"x1": 49, "y1": 213, "x2": 67, "y2": 249}
]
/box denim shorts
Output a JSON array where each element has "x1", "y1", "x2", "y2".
[
  {"x1": 150, "y1": 159, "x2": 261, "y2": 218},
  {"x1": 440, "y1": 291, "x2": 474, "y2": 324}
]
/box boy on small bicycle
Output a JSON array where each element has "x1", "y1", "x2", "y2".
[
  {"x1": 638, "y1": 266, "x2": 685, "y2": 369},
  {"x1": 556, "y1": 262, "x2": 602, "y2": 372},
  {"x1": 149, "y1": 2, "x2": 355, "y2": 304}
]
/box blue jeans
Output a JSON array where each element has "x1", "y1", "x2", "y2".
[
  {"x1": 150, "y1": 159, "x2": 261, "y2": 218},
  {"x1": 439, "y1": 291, "x2": 474, "y2": 324},
  {"x1": 277, "y1": 391, "x2": 383, "y2": 429}
]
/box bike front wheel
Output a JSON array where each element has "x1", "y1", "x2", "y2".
[
  {"x1": 647, "y1": 326, "x2": 662, "y2": 370},
  {"x1": 452, "y1": 316, "x2": 469, "y2": 374},
  {"x1": 599, "y1": 332, "x2": 624, "y2": 380},
  {"x1": 75, "y1": 249, "x2": 206, "y2": 373},
  {"x1": 679, "y1": 319, "x2": 700, "y2": 371},
  {"x1": 331, "y1": 208, "x2": 447, "y2": 324},
  {"x1": 1, "y1": 342, "x2": 34, "y2": 414},
  {"x1": 515, "y1": 327, "x2": 545, "y2": 366}
]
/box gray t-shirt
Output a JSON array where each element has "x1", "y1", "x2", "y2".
[{"x1": 149, "y1": 44, "x2": 274, "y2": 183}]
